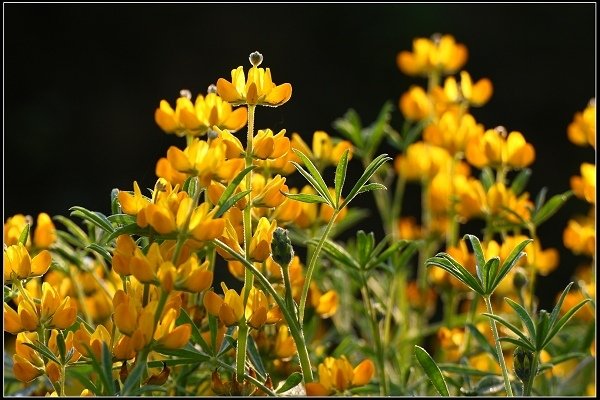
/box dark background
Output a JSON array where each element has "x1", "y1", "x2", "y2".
[{"x1": 4, "y1": 4, "x2": 596, "y2": 308}]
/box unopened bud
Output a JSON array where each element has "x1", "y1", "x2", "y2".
[
  {"x1": 180, "y1": 89, "x2": 192, "y2": 100},
  {"x1": 513, "y1": 267, "x2": 528, "y2": 290},
  {"x1": 207, "y1": 84, "x2": 217, "y2": 94},
  {"x1": 271, "y1": 227, "x2": 294, "y2": 267},
  {"x1": 207, "y1": 129, "x2": 219, "y2": 140},
  {"x1": 494, "y1": 126, "x2": 508, "y2": 137},
  {"x1": 249, "y1": 51, "x2": 263, "y2": 67},
  {"x1": 431, "y1": 33, "x2": 442, "y2": 45},
  {"x1": 589, "y1": 98, "x2": 596, "y2": 108},
  {"x1": 513, "y1": 346, "x2": 534, "y2": 382}
]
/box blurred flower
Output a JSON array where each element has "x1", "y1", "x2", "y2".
[
  {"x1": 442, "y1": 71, "x2": 493, "y2": 107},
  {"x1": 305, "y1": 356, "x2": 374, "y2": 395},
  {"x1": 571, "y1": 162, "x2": 595, "y2": 204},
  {"x1": 397, "y1": 34, "x2": 468, "y2": 77},
  {"x1": 423, "y1": 111, "x2": 484, "y2": 155},
  {"x1": 399, "y1": 85, "x2": 432, "y2": 121},
  {"x1": 567, "y1": 100, "x2": 596, "y2": 148},
  {"x1": 466, "y1": 128, "x2": 535, "y2": 169},
  {"x1": 4, "y1": 214, "x2": 32, "y2": 247}
]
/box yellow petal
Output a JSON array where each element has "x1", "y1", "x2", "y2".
[
  {"x1": 13, "y1": 354, "x2": 43, "y2": 382},
  {"x1": 30, "y1": 250, "x2": 51, "y2": 276},
  {"x1": 4, "y1": 303, "x2": 22, "y2": 334},
  {"x1": 223, "y1": 107, "x2": 248, "y2": 132},
  {"x1": 166, "y1": 146, "x2": 193, "y2": 172},
  {"x1": 264, "y1": 83, "x2": 292, "y2": 106},
  {"x1": 352, "y1": 359, "x2": 375, "y2": 386},
  {"x1": 158, "y1": 324, "x2": 191, "y2": 348},
  {"x1": 217, "y1": 78, "x2": 241, "y2": 103}
]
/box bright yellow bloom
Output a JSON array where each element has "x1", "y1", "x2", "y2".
[
  {"x1": 166, "y1": 138, "x2": 227, "y2": 186},
  {"x1": 564, "y1": 217, "x2": 595, "y2": 256},
  {"x1": 485, "y1": 182, "x2": 532, "y2": 223},
  {"x1": 204, "y1": 284, "x2": 244, "y2": 327},
  {"x1": 466, "y1": 128, "x2": 535, "y2": 169},
  {"x1": 423, "y1": 111, "x2": 484, "y2": 155},
  {"x1": 253, "y1": 175, "x2": 289, "y2": 208},
  {"x1": 4, "y1": 214, "x2": 32, "y2": 247},
  {"x1": 306, "y1": 356, "x2": 375, "y2": 396},
  {"x1": 155, "y1": 308, "x2": 191, "y2": 349},
  {"x1": 4, "y1": 243, "x2": 51, "y2": 283},
  {"x1": 249, "y1": 218, "x2": 277, "y2": 262},
  {"x1": 291, "y1": 131, "x2": 353, "y2": 171},
  {"x1": 112, "y1": 235, "x2": 137, "y2": 276},
  {"x1": 155, "y1": 92, "x2": 247, "y2": 137},
  {"x1": 175, "y1": 255, "x2": 213, "y2": 293},
  {"x1": 118, "y1": 181, "x2": 150, "y2": 216},
  {"x1": 567, "y1": 100, "x2": 596, "y2": 148},
  {"x1": 399, "y1": 86, "x2": 433, "y2": 121},
  {"x1": 571, "y1": 162, "x2": 595, "y2": 204},
  {"x1": 13, "y1": 353, "x2": 44, "y2": 383},
  {"x1": 397, "y1": 34, "x2": 468, "y2": 77},
  {"x1": 274, "y1": 325, "x2": 297, "y2": 360},
  {"x1": 438, "y1": 327, "x2": 465, "y2": 362},
  {"x1": 155, "y1": 157, "x2": 187, "y2": 187},
  {"x1": 217, "y1": 52, "x2": 292, "y2": 107},
  {"x1": 310, "y1": 283, "x2": 339, "y2": 318},
  {"x1": 130, "y1": 243, "x2": 164, "y2": 284},
  {"x1": 33, "y1": 212, "x2": 56, "y2": 248},
  {"x1": 394, "y1": 142, "x2": 452, "y2": 181},
  {"x1": 40, "y1": 282, "x2": 77, "y2": 329},
  {"x1": 443, "y1": 71, "x2": 493, "y2": 107}
]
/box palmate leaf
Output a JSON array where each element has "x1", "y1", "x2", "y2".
[
  {"x1": 541, "y1": 298, "x2": 591, "y2": 349},
  {"x1": 70, "y1": 206, "x2": 115, "y2": 234},
  {"x1": 291, "y1": 149, "x2": 334, "y2": 205},
  {"x1": 483, "y1": 313, "x2": 535, "y2": 351},
  {"x1": 504, "y1": 298, "x2": 536, "y2": 345},
  {"x1": 414, "y1": 345, "x2": 449, "y2": 396},
  {"x1": 426, "y1": 254, "x2": 484, "y2": 295}
]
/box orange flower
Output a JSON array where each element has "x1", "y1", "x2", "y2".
[{"x1": 397, "y1": 34, "x2": 468, "y2": 77}]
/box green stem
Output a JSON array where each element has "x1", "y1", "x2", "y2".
[
  {"x1": 60, "y1": 364, "x2": 66, "y2": 396},
  {"x1": 459, "y1": 293, "x2": 479, "y2": 356},
  {"x1": 523, "y1": 352, "x2": 539, "y2": 396},
  {"x1": 237, "y1": 104, "x2": 256, "y2": 382},
  {"x1": 212, "y1": 239, "x2": 314, "y2": 383},
  {"x1": 390, "y1": 176, "x2": 406, "y2": 239},
  {"x1": 281, "y1": 259, "x2": 296, "y2": 316},
  {"x1": 298, "y1": 209, "x2": 340, "y2": 324},
  {"x1": 527, "y1": 226, "x2": 538, "y2": 315},
  {"x1": 360, "y1": 277, "x2": 388, "y2": 396},
  {"x1": 214, "y1": 358, "x2": 277, "y2": 396},
  {"x1": 484, "y1": 296, "x2": 514, "y2": 396}
]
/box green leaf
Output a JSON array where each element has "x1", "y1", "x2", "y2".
[
  {"x1": 438, "y1": 363, "x2": 499, "y2": 377},
  {"x1": 427, "y1": 254, "x2": 484, "y2": 295},
  {"x1": 334, "y1": 148, "x2": 350, "y2": 207},
  {"x1": 18, "y1": 224, "x2": 30, "y2": 246},
  {"x1": 282, "y1": 192, "x2": 328, "y2": 204},
  {"x1": 182, "y1": 176, "x2": 198, "y2": 198},
  {"x1": 491, "y1": 238, "x2": 532, "y2": 292},
  {"x1": 70, "y1": 206, "x2": 115, "y2": 234},
  {"x1": 23, "y1": 342, "x2": 60, "y2": 365},
  {"x1": 510, "y1": 168, "x2": 531, "y2": 195},
  {"x1": 291, "y1": 149, "x2": 334, "y2": 205},
  {"x1": 504, "y1": 298, "x2": 536, "y2": 345},
  {"x1": 549, "y1": 282, "x2": 574, "y2": 329},
  {"x1": 122, "y1": 355, "x2": 145, "y2": 395},
  {"x1": 483, "y1": 257, "x2": 500, "y2": 294},
  {"x1": 497, "y1": 337, "x2": 536, "y2": 352},
  {"x1": 394, "y1": 240, "x2": 420, "y2": 272},
  {"x1": 101, "y1": 342, "x2": 116, "y2": 394},
  {"x1": 53, "y1": 215, "x2": 90, "y2": 247},
  {"x1": 341, "y1": 153, "x2": 391, "y2": 209},
  {"x1": 104, "y1": 223, "x2": 153, "y2": 244},
  {"x1": 357, "y1": 182, "x2": 387, "y2": 195},
  {"x1": 67, "y1": 368, "x2": 99, "y2": 395},
  {"x1": 276, "y1": 372, "x2": 303, "y2": 394},
  {"x1": 542, "y1": 299, "x2": 591, "y2": 349},
  {"x1": 107, "y1": 213, "x2": 136, "y2": 225},
  {"x1": 364, "y1": 101, "x2": 393, "y2": 157},
  {"x1": 131, "y1": 385, "x2": 168, "y2": 395},
  {"x1": 535, "y1": 310, "x2": 550, "y2": 350},
  {"x1": 333, "y1": 108, "x2": 363, "y2": 147},
  {"x1": 317, "y1": 239, "x2": 361, "y2": 270},
  {"x1": 466, "y1": 324, "x2": 499, "y2": 363},
  {"x1": 464, "y1": 234, "x2": 486, "y2": 284},
  {"x1": 216, "y1": 166, "x2": 255, "y2": 207},
  {"x1": 532, "y1": 191, "x2": 572, "y2": 226},
  {"x1": 414, "y1": 345, "x2": 449, "y2": 396},
  {"x1": 154, "y1": 346, "x2": 210, "y2": 362},
  {"x1": 482, "y1": 313, "x2": 535, "y2": 350},
  {"x1": 480, "y1": 167, "x2": 495, "y2": 191},
  {"x1": 86, "y1": 243, "x2": 113, "y2": 264},
  {"x1": 246, "y1": 334, "x2": 267, "y2": 379},
  {"x1": 216, "y1": 189, "x2": 252, "y2": 218},
  {"x1": 356, "y1": 231, "x2": 375, "y2": 267}
]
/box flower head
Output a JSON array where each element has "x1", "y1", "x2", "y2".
[{"x1": 397, "y1": 34, "x2": 468, "y2": 77}]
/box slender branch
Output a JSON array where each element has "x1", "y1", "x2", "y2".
[{"x1": 484, "y1": 296, "x2": 514, "y2": 396}]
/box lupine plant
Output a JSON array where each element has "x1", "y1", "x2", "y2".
[{"x1": 4, "y1": 35, "x2": 595, "y2": 397}]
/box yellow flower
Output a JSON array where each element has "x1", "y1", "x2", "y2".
[
  {"x1": 399, "y1": 86, "x2": 433, "y2": 121},
  {"x1": 155, "y1": 91, "x2": 247, "y2": 137},
  {"x1": 442, "y1": 71, "x2": 493, "y2": 107},
  {"x1": 155, "y1": 157, "x2": 187, "y2": 187},
  {"x1": 175, "y1": 255, "x2": 213, "y2": 293},
  {"x1": 33, "y1": 213, "x2": 57, "y2": 249},
  {"x1": 130, "y1": 243, "x2": 164, "y2": 284},
  {"x1": 4, "y1": 214, "x2": 32, "y2": 247},
  {"x1": 154, "y1": 308, "x2": 191, "y2": 349},
  {"x1": 564, "y1": 217, "x2": 595, "y2": 256},
  {"x1": 186, "y1": 201, "x2": 226, "y2": 242},
  {"x1": 571, "y1": 162, "x2": 595, "y2": 204},
  {"x1": 394, "y1": 142, "x2": 451, "y2": 181},
  {"x1": 203, "y1": 284, "x2": 244, "y2": 327},
  {"x1": 249, "y1": 218, "x2": 277, "y2": 262},
  {"x1": 274, "y1": 325, "x2": 296, "y2": 360},
  {"x1": 485, "y1": 182, "x2": 532, "y2": 223},
  {"x1": 253, "y1": 175, "x2": 289, "y2": 208},
  {"x1": 118, "y1": 181, "x2": 150, "y2": 216},
  {"x1": 217, "y1": 52, "x2": 292, "y2": 107},
  {"x1": 13, "y1": 354, "x2": 44, "y2": 383},
  {"x1": 306, "y1": 356, "x2": 374, "y2": 396},
  {"x1": 567, "y1": 100, "x2": 596, "y2": 148},
  {"x1": 397, "y1": 34, "x2": 468, "y2": 77},
  {"x1": 166, "y1": 138, "x2": 226, "y2": 186},
  {"x1": 253, "y1": 129, "x2": 290, "y2": 160},
  {"x1": 4, "y1": 243, "x2": 51, "y2": 283},
  {"x1": 466, "y1": 128, "x2": 535, "y2": 169},
  {"x1": 423, "y1": 111, "x2": 484, "y2": 155},
  {"x1": 310, "y1": 283, "x2": 339, "y2": 318},
  {"x1": 40, "y1": 282, "x2": 77, "y2": 329}
]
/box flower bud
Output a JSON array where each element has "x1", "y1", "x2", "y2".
[
  {"x1": 271, "y1": 227, "x2": 294, "y2": 267},
  {"x1": 513, "y1": 346, "x2": 534, "y2": 382},
  {"x1": 249, "y1": 51, "x2": 263, "y2": 67},
  {"x1": 513, "y1": 267, "x2": 528, "y2": 290}
]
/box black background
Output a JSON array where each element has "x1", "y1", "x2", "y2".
[{"x1": 4, "y1": 4, "x2": 596, "y2": 308}]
